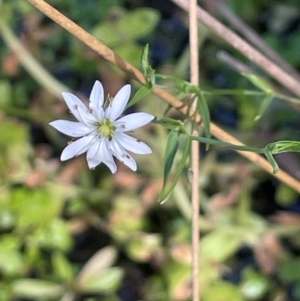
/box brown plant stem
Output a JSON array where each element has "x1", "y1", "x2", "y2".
[
  {"x1": 207, "y1": 0, "x2": 300, "y2": 82},
  {"x1": 189, "y1": 0, "x2": 200, "y2": 299},
  {"x1": 24, "y1": 0, "x2": 300, "y2": 192},
  {"x1": 171, "y1": 0, "x2": 300, "y2": 98}
]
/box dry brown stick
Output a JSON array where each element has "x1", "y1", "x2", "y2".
[
  {"x1": 172, "y1": 0, "x2": 300, "y2": 98},
  {"x1": 217, "y1": 50, "x2": 254, "y2": 74},
  {"x1": 189, "y1": 0, "x2": 200, "y2": 299},
  {"x1": 208, "y1": 0, "x2": 300, "y2": 82},
  {"x1": 24, "y1": 0, "x2": 300, "y2": 192}
]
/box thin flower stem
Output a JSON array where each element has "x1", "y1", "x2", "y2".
[
  {"x1": 24, "y1": 0, "x2": 300, "y2": 192},
  {"x1": 189, "y1": 136, "x2": 264, "y2": 153},
  {"x1": 189, "y1": 0, "x2": 200, "y2": 299},
  {"x1": 276, "y1": 94, "x2": 300, "y2": 104},
  {"x1": 203, "y1": 90, "x2": 264, "y2": 96}
]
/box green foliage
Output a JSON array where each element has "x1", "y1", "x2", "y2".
[
  {"x1": 241, "y1": 268, "x2": 270, "y2": 300},
  {"x1": 0, "y1": 235, "x2": 24, "y2": 275},
  {"x1": 0, "y1": 119, "x2": 31, "y2": 183},
  {"x1": 155, "y1": 74, "x2": 211, "y2": 139},
  {"x1": 202, "y1": 281, "x2": 244, "y2": 301},
  {"x1": 52, "y1": 251, "x2": 74, "y2": 283},
  {"x1": 12, "y1": 279, "x2": 64, "y2": 299},
  {"x1": 0, "y1": 80, "x2": 12, "y2": 109},
  {"x1": 201, "y1": 228, "x2": 245, "y2": 263},
  {"x1": 280, "y1": 258, "x2": 300, "y2": 282},
  {"x1": 76, "y1": 246, "x2": 123, "y2": 293},
  {"x1": 159, "y1": 132, "x2": 191, "y2": 203},
  {"x1": 92, "y1": 8, "x2": 160, "y2": 66},
  {"x1": 142, "y1": 44, "x2": 156, "y2": 87},
  {"x1": 1, "y1": 0, "x2": 300, "y2": 300}
]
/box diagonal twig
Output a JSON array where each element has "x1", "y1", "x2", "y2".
[
  {"x1": 171, "y1": 0, "x2": 300, "y2": 98},
  {"x1": 207, "y1": 0, "x2": 300, "y2": 82}
]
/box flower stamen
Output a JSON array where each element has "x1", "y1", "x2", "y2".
[{"x1": 96, "y1": 119, "x2": 116, "y2": 140}]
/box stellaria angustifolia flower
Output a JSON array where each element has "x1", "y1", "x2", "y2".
[{"x1": 49, "y1": 80, "x2": 154, "y2": 173}]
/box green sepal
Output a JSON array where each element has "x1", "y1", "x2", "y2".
[{"x1": 126, "y1": 85, "x2": 151, "y2": 109}]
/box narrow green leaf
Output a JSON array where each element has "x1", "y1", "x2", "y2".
[
  {"x1": 198, "y1": 92, "x2": 211, "y2": 142},
  {"x1": 207, "y1": 89, "x2": 264, "y2": 97},
  {"x1": 153, "y1": 117, "x2": 185, "y2": 131},
  {"x1": 163, "y1": 129, "x2": 180, "y2": 183},
  {"x1": 160, "y1": 136, "x2": 191, "y2": 203},
  {"x1": 243, "y1": 73, "x2": 273, "y2": 93},
  {"x1": 140, "y1": 44, "x2": 155, "y2": 86},
  {"x1": 141, "y1": 44, "x2": 150, "y2": 77},
  {"x1": 126, "y1": 85, "x2": 151, "y2": 109},
  {"x1": 190, "y1": 135, "x2": 263, "y2": 153},
  {"x1": 267, "y1": 140, "x2": 300, "y2": 154},
  {"x1": 147, "y1": 67, "x2": 156, "y2": 86},
  {"x1": 159, "y1": 129, "x2": 180, "y2": 202},
  {"x1": 255, "y1": 93, "x2": 274, "y2": 121},
  {"x1": 12, "y1": 279, "x2": 63, "y2": 299}
]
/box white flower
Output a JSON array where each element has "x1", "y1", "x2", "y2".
[{"x1": 49, "y1": 80, "x2": 154, "y2": 173}]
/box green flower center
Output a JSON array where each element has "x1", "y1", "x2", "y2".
[{"x1": 96, "y1": 119, "x2": 116, "y2": 139}]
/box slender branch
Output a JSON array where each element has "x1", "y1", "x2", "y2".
[
  {"x1": 217, "y1": 50, "x2": 254, "y2": 74},
  {"x1": 189, "y1": 0, "x2": 200, "y2": 299},
  {"x1": 171, "y1": 0, "x2": 300, "y2": 98},
  {"x1": 23, "y1": 0, "x2": 300, "y2": 192},
  {"x1": 189, "y1": 136, "x2": 264, "y2": 153},
  {"x1": 209, "y1": 0, "x2": 300, "y2": 82}
]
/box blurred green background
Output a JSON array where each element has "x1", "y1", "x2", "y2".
[{"x1": 1, "y1": 0, "x2": 300, "y2": 300}]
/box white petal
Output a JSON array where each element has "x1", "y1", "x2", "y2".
[
  {"x1": 76, "y1": 106, "x2": 97, "y2": 126},
  {"x1": 114, "y1": 133, "x2": 152, "y2": 154},
  {"x1": 115, "y1": 112, "x2": 154, "y2": 132},
  {"x1": 105, "y1": 84, "x2": 131, "y2": 121},
  {"x1": 60, "y1": 135, "x2": 95, "y2": 161},
  {"x1": 62, "y1": 92, "x2": 89, "y2": 122},
  {"x1": 89, "y1": 80, "x2": 105, "y2": 120},
  {"x1": 86, "y1": 138, "x2": 117, "y2": 173},
  {"x1": 49, "y1": 120, "x2": 93, "y2": 137},
  {"x1": 110, "y1": 139, "x2": 137, "y2": 171},
  {"x1": 86, "y1": 139, "x2": 102, "y2": 169},
  {"x1": 101, "y1": 139, "x2": 117, "y2": 173}
]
